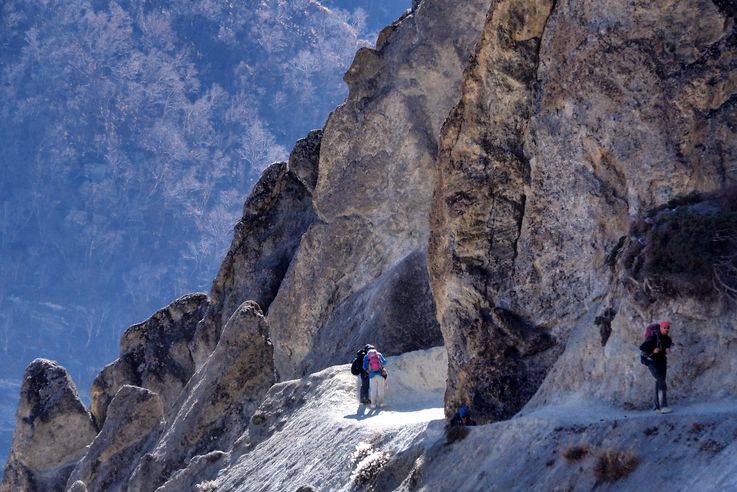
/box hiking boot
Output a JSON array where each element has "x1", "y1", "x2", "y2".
[
  {"x1": 654, "y1": 408, "x2": 661, "y2": 414},
  {"x1": 661, "y1": 407, "x2": 672, "y2": 414}
]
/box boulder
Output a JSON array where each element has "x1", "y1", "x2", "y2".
[
  {"x1": 90, "y1": 293, "x2": 209, "y2": 427},
  {"x1": 128, "y1": 301, "x2": 275, "y2": 490},
  {"x1": 66, "y1": 385, "x2": 165, "y2": 492},
  {"x1": 1, "y1": 359, "x2": 97, "y2": 492}
]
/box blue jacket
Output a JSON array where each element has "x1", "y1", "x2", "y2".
[{"x1": 362, "y1": 351, "x2": 387, "y2": 379}]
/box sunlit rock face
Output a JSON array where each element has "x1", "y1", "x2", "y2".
[
  {"x1": 90, "y1": 293, "x2": 210, "y2": 427},
  {"x1": 1, "y1": 360, "x2": 97, "y2": 492},
  {"x1": 128, "y1": 301, "x2": 275, "y2": 491},
  {"x1": 191, "y1": 131, "x2": 321, "y2": 368},
  {"x1": 429, "y1": 0, "x2": 737, "y2": 422},
  {"x1": 532, "y1": 0, "x2": 737, "y2": 411},
  {"x1": 66, "y1": 385, "x2": 165, "y2": 492},
  {"x1": 266, "y1": 0, "x2": 494, "y2": 380}
]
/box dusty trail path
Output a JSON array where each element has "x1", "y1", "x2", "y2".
[{"x1": 211, "y1": 347, "x2": 737, "y2": 491}]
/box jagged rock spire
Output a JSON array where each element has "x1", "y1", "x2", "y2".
[{"x1": 1, "y1": 359, "x2": 97, "y2": 492}]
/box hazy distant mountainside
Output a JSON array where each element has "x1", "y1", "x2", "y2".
[
  {"x1": 3, "y1": 0, "x2": 737, "y2": 490},
  {"x1": 0, "y1": 0, "x2": 409, "y2": 470}
]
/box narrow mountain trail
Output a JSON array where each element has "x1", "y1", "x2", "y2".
[
  {"x1": 213, "y1": 347, "x2": 448, "y2": 492},
  {"x1": 212, "y1": 347, "x2": 737, "y2": 491}
]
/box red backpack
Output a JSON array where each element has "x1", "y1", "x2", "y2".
[
  {"x1": 643, "y1": 323, "x2": 660, "y2": 340},
  {"x1": 367, "y1": 349, "x2": 383, "y2": 371}
]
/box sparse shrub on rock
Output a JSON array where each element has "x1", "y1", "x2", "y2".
[
  {"x1": 593, "y1": 449, "x2": 639, "y2": 484},
  {"x1": 350, "y1": 442, "x2": 391, "y2": 487},
  {"x1": 445, "y1": 425, "x2": 471, "y2": 445},
  {"x1": 561, "y1": 444, "x2": 589, "y2": 463},
  {"x1": 620, "y1": 187, "x2": 737, "y2": 303}
]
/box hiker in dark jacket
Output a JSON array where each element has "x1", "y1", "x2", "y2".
[
  {"x1": 351, "y1": 344, "x2": 373, "y2": 405},
  {"x1": 639, "y1": 321, "x2": 673, "y2": 413},
  {"x1": 450, "y1": 405, "x2": 477, "y2": 427}
]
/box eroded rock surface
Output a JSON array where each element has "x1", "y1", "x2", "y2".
[
  {"x1": 1, "y1": 359, "x2": 97, "y2": 492},
  {"x1": 430, "y1": 0, "x2": 737, "y2": 421},
  {"x1": 128, "y1": 301, "x2": 275, "y2": 490},
  {"x1": 90, "y1": 293, "x2": 209, "y2": 427},
  {"x1": 191, "y1": 132, "x2": 320, "y2": 367},
  {"x1": 66, "y1": 385, "x2": 165, "y2": 492},
  {"x1": 267, "y1": 0, "x2": 493, "y2": 380},
  {"x1": 301, "y1": 251, "x2": 442, "y2": 374},
  {"x1": 515, "y1": 0, "x2": 737, "y2": 409},
  {"x1": 156, "y1": 451, "x2": 229, "y2": 492},
  {"x1": 429, "y1": 0, "x2": 558, "y2": 421}
]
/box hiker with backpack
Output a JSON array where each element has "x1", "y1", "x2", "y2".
[
  {"x1": 351, "y1": 344, "x2": 373, "y2": 405},
  {"x1": 449, "y1": 405, "x2": 477, "y2": 427},
  {"x1": 362, "y1": 347, "x2": 387, "y2": 409},
  {"x1": 639, "y1": 321, "x2": 673, "y2": 414}
]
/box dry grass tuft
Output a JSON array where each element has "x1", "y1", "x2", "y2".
[
  {"x1": 699, "y1": 439, "x2": 727, "y2": 453},
  {"x1": 561, "y1": 444, "x2": 589, "y2": 463},
  {"x1": 690, "y1": 422, "x2": 705, "y2": 433},
  {"x1": 350, "y1": 442, "x2": 391, "y2": 487},
  {"x1": 593, "y1": 449, "x2": 639, "y2": 484}
]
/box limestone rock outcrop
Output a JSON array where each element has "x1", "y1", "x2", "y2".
[
  {"x1": 429, "y1": 0, "x2": 558, "y2": 421},
  {"x1": 66, "y1": 385, "x2": 165, "y2": 492},
  {"x1": 429, "y1": 0, "x2": 737, "y2": 421},
  {"x1": 191, "y1": 131, "x2": 320, "y2": 367},
  {"x1": 1, "y1": 359, "x2": 97, "y2": 492},
  {"x1": 300, "y1": 250, "x2": 443, "y2": 373},
  {"x1": 67, "y1": 481, "x2": 88, "y2": 492},
  {"x1": 128, "y1": 301, "x2": 275, "y2": 490},
  {"x1": 90, "y1": 293, "x2": 209, "y2": 427},
  {"x1": 266, "y1": 0, "x2": 493, "y2": 379},
  {"x1": 155, "y1": 451, "x2": 229, "y2": 492}
]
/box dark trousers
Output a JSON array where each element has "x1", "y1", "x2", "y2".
[
  {"x1": 360, "y1": 374, "x2": 370, "y2": 403},
  {"x1": 648, "y1": 363, "x2": 668, "y2": 409}
]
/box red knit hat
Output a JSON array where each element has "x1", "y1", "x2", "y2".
[{"x1": 660, "y1": 321, "x2": 671, "y2": 329}]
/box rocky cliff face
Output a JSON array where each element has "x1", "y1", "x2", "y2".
[
  {"x1": 3, "y1": 0, "x2": 737, "y2": 490},
  {"x1": 90, "y1": 293, "x2": 209, "y2": 427},
  {"x1": 429, "y1": 0, "x2": 559, "y2": 421},
  {"x1": 266, "y1": 0, "x2": 493, "y2": 379},
  {"x1": 2, "y1": 360, "x2": 97, "y2": 492},
  {"x1": 66, "y1": 386, "x2": 165, "y2": 492},
  {"x1": 429, "y1": 0, "x2": 737, "y2": 421},
  {"x1": 190, "y1": 131, "x2": 320, "y2": 368},
  {"x1": 128, "y1": 301, "x2": 274, "y2": 491}
]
